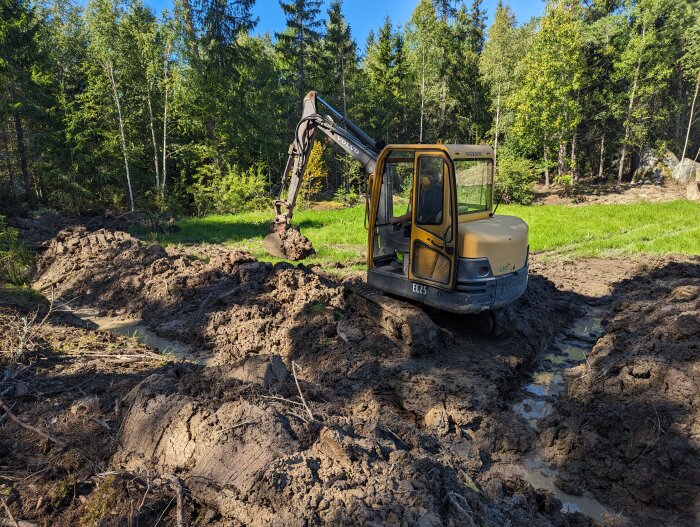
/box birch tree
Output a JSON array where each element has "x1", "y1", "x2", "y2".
[
  {"x1": 85, "y1": 0, "x2": 134, "y2": 211},
  {"x1": 480, "y1": 3, "x2": 519, "y2": 168}
]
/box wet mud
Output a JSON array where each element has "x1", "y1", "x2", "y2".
[{"x1": 1, "y1": 221, "x2": 698, "y2": 526}]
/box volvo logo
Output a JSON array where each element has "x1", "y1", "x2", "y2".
[{"x1": 334, "y1": 134, "x2": 360, "y2": 155}]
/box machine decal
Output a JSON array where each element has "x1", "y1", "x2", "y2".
[{"x1": 412, "y1": 283, "x2": 428, "y2": 295}]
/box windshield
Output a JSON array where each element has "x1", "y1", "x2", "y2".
[{"x1": 454, "y1": 159, "x2": 492, "y2": 214}]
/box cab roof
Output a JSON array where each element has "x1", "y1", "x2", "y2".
[
  {"x1": 444, "y1": 144, "x2": 494, "y2": 160},
  {"x1": 383, "y1": 143, "x2": 494, "y2": 160}
]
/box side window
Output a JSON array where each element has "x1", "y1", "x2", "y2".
[{"x1": 416, "y1": 156, "x2": 445, "y2": 226}]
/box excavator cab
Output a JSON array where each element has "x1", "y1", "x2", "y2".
[
  {"x1": 367, "y1": 145, "x2": 529, "y2": 314},
  {"x1": 265, "y1": 91, "x2": 529, "y2": 319}
]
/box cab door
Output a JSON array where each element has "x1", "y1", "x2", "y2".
[{"x1": 408, "y1": 151, "x2": 457, "y2": 289}]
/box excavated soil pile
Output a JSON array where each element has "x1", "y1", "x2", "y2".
[
  {"x1": 279, "y1": 227, "x2": 315, "y2": 260},
  {"x1": 34, "y1": 226, "x2": 447, "y2": 362},
  {"x1": 115, "y1": 359, "x2": 593, "y2": 527},
  {"x1": 0, "y1": 288, "x2": 194, "y2": 525},
  {"x1": 26, "y1": 225, "x2": 598, "y2": 525},
  {"x1": 538, "y1": 260, "x2": 700, "y2": 527}
]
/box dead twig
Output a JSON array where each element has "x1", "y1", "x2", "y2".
[
  {"x1": 137, "y1": 471, "x2": 151, "y2": 512},
  {"x1": 286, "y1": 410, "x2": 308, "y2": 423},
  {"x1": 167, "y1": 475, "x2": 186, "y2": 527},
  {"x1": 218, "y1": 420, "x2": 258, "y2": 437},
  {"x1": 291, "y1": 361, "x2": 314, "y2": 421},
  {"x1": 1, "y1": 498, "x2": 19, "y2": 527},
  {"x1": 0, "y1": 399, "x2": 65, "y2": 447},
  {"x1": 261, "y1": 395, "x2": 305, "y2": 407}
]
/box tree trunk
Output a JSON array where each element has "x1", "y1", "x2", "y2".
[
  {"x1": 598, "y1": 134, "x2": 605, "y2": 180},
  {"x1": 2, "y1": 128, "x2": 16, "y2": 199},
  {"x1": 162, "y1": 41, "x2": 172, "y2": 198},
  {"x1": 557, "y1": 142, "x2": 566, "y2": 178},
  {"x1": 419, "y1": 46, "x2": 426, "y2": 143},
  {"x1": 340, "y1": 53, "x2": 347, "y2": 116},
  {"x1": 681, "y1": 72, "x2": 700, "y2": 162},
  {"x1": 12, "y1": 110, "x2": 32, "y2": 203},
  {"x1": 619, "y1": 27, "x2": 643, "y2": 183},
  {"x1": 146, "y1": 91, "x2": 160, "y2": 189},
  {"x1": 493, "y1": 91, "x2": 501, "y2": 170},
  {"x1": 544, "y1": 144, "x2": 550, "y2": 189},
  {"x1": 571, "y1": 133, "x2": 577, "y2": 181},
  {"x1": 107, "y1": 60, "x2": 135, "y2": 212}
]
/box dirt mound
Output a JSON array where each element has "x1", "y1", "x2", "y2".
[
  {"x1": 33, "y1": 226, "x2": 451, "y2": 363},
  {"x1": 538, "y1": 260, "x2": 700, "y2": 526},
  {"x1": 27, "y1": 225, "x2": 598, "y2": 525},
  {"x1": 279, "y1": 227, "x2": 315, "y2": 260},
  {"x1": 115, "y1": 363, "x2": 594, "y2": 527}
]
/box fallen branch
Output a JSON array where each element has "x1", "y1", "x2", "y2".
[
  {"x1": 1, "y1": 498, "x2": 19, "y2": 527},
  {"x1": 137, "y1": 471, "x2": 151, "y2": 512},
  {"x1": 291, "y1": 361, "x2": 314, "y2": 421},
  {"x1": 0, "y1": 399, "x2": 65, "y2": 447},
  {"x1": 261, "y1": 395, "x2": 305, "y2": 407}
]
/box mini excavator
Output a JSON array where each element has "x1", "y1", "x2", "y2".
[{"x1": 265, "y1": 91, "x2": 529, "y2": 326}]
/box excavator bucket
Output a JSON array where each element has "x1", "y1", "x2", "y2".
[{"x1": 263, "y1": 232, "x2": 287, "y2": 259}]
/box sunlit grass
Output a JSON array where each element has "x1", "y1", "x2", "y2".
[{"x1": 158, "y1": 200, "x2": 700, "y2": 267}]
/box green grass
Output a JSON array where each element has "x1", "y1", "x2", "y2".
[{"x1": 157, "y1": 200, "x2": 700, "y2": 267}]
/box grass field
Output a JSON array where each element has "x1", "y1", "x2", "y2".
[{"x1": 158, "y1": 200, "x2": 700, "y2": 267}]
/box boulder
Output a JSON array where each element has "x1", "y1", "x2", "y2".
[
  {"x1": 673, "y1": 158, "x2": 700, "y2": 184},
  {"x1": 634, "y1": 148, "x2": 678, "y2": 184}
]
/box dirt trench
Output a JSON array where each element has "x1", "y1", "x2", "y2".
[
  {"x1": 536, "y1": 261, "x2": 700, "y2": 527},
  {"x1": 4, "y1": 221, "x2": 698, "y2": 526}
]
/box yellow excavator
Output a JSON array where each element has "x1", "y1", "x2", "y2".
[{"x1": 265, "y1": 91, "x2": 529, "y2": 326}]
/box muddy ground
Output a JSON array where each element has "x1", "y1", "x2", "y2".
[{"x1": 0, "y1": 218, "x2": 698, "y2": 526}]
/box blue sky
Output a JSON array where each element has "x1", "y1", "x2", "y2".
[{"x1": 139, "y1": 1, "x2": 545, "y2": 45}]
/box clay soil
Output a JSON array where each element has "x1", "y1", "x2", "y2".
[{"x1": 0, "y1": 219, "x2": 697, "y2": 527}]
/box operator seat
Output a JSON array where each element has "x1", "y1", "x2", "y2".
[{"x1": 417, "y1": 176, "x2": 443, "y2": 224}]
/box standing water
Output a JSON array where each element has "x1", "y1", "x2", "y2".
[
  {"x1": 512, "y1": 307, "x2": 616, "y2": 522},
  {"x1": 61, "y1": 303, "x2": 211, "y2": 364}
]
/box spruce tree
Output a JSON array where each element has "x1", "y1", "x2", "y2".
[{"x1": 276, "y1": 0, "x2": 323, "y2": 101}]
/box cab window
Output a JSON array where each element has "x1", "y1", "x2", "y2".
[
  {"x1": 454, "y1": 159, "x2": 492, "y2": 214},
  {"x1": 416, "y1": 156, "x2": 445, "y2": 226}
]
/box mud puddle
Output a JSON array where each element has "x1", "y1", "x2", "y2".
[
  {"x1": 513, "y1": 307, "x2": 617, "y2": 522},
  {"x1": 60, "y1": 303, "x2": 212, "y2": 364}
]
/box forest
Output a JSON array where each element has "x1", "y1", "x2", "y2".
[{"x1": 1, "y1": 0, "x2": 699, "y2": 214}]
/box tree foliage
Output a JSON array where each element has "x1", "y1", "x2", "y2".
[{"x1": 0, "y1": 0, "x2": 698, "y2": 213}]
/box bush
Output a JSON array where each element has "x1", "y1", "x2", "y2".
[
  {"x1": 495, "y1": 156, "x2": 537, "y2": 205},
  {"x1": 188, "y1": 163, "x2": 269, "y2": 215},
  {"x1": 0, "y1": 216, "x2": 33, "y2": 286},
  {"x1": 333, "y1": 187, "x2": 360, "y2": 206},
  {"x1": 555, "y1": 173, "x2": 576, "y2": 197}
]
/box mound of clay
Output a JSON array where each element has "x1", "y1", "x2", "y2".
[
  {"x1": 116, "y1": 365, "x2": 592, "y2": 526},
  {"x1": 33, "y1": 227, "x2": 450, "y2": 363},
  {"x1": 539, "y1": 260, "x2": 700, "y2": 526},
  {"x1": 280, "y1": 227, "x2": 315, "y2": 260}
]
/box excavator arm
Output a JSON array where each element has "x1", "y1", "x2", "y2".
[{"x1": 264, "y1": 91, "x2": 381, "y2": 259}]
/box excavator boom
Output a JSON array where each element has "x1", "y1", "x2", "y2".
[{"x1": 264, "y1": 91, "x2": 380, "y2": 259}]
